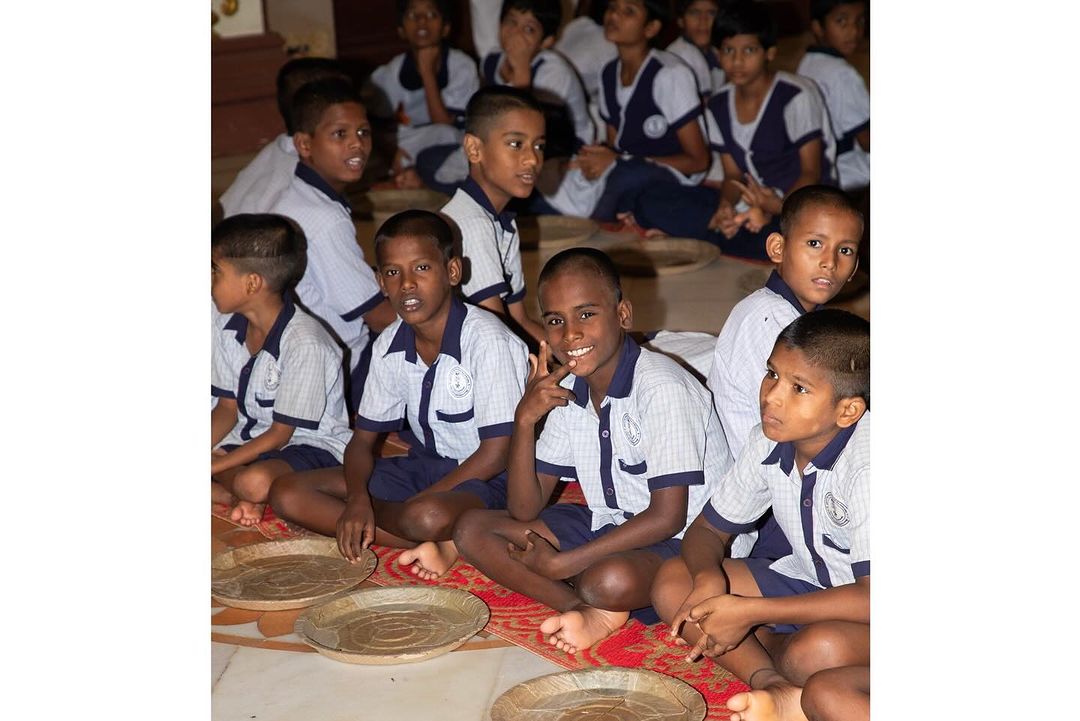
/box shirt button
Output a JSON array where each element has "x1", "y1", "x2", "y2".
[
  {"x1": 241, "y1": 367, "x2": 250, "y2": 375},
  {"x1": 803, "y1": 499, "x2": 812, "y2": 507},
  {"x1": 424, "y1": 381, "x2": 432, "y2": 389},
  {"x1": 815, "y1": 558, "x2": 823, "y2": 566},
  {"x1": 601, "y1": 430, "x2": 609, "y2": 438},
  {"x1": 605, "y1": 487, "x2": 614, "y2": 496}
]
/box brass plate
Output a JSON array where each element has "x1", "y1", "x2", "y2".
[
  {"x1": 366, "y1": 189, "x2": 450, "y2": 229},
  {"x1": 518, "y1": 215, "x2": 598, "y2": 250}
]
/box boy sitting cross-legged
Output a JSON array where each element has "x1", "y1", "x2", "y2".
[
  {"x1": 269, "y1": 210, "x2": 529, "y2": 579},
  {"x1": 652, "y1": 309, "x2": 870, "y2": 721},
  {"x1": 453, "y1": 248, "x2": 731, "y2": 654},
  {"x1": 211, "y1": 214, "x2": 353, "y2": 526}
]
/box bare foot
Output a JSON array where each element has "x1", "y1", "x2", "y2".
[
  {"x1": 538, "y1": 605, "x2": 629, "y2": 655},
  {"x1": 727, "y1": 682, "x2": 807, "y2": 721},
  {"x1": 230, "y1": 500, "x2": 264, "y2": 527},
  {"x1": 398, "y1": 540, "x2": 458, "y2": 580}
]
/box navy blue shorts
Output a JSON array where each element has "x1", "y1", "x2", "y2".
[
  {"x1": 741, "y1": 556, "x2": 820, "y2": 635},
  {"x1": 367, "y1": 449, "x2": 508, "y2": 510},
  {"x1": 218, "y1": 443, "x2": 339, "y2": 473}
]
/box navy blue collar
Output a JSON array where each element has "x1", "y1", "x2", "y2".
[
  {"x1": 806, "y1": 45, "x2": 846, "y2": 59},
  {"x1": 766, "y1": 270, "x2": 818, "y2": 315},
  {"x1": 221, "y1": 296, "x2": 296, "y2": 360},
  {"x1": 761, "y1": 417, "x2": 860, "y2": 475},
  {"x1": 295, "y1": 162, "x2": 352, "y2": 213},
  {"x1": 570, "y1": 334, "x2": 640, "y2": 407},
  {"x1": 399, "y1": 43, "x2": 450, "y2": 91},
  {"x1": 460, "y1": 176, "x2": 516, "y2": 233},
  {"x1": 384, "y1": 295, "x2": 467, "y2": 364}
]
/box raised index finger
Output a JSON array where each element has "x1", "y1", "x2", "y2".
[{"x1": 537, "y1": 340, "x2": 551, "y2": 378}]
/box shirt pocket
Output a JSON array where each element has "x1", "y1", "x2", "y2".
[
  {"x1": 435, "y1": 407, "x2": 475, "y2": 423},
  {"x1": 617, "y1": 457, "x2": 648, "y2": 475},
  {"x1": 253, "y1": 394, "x2": 276, "y2": 408},
  {"x1": 821, "y1": 534, "x2": 850, "y2": 554}
]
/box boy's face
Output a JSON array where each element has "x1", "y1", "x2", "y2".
[
  {"x1": 678, "y1": 0, "x2": 719, "y2": 50},
  {"x1": 464, "y1": 108, "x2": 546, "y2": 209},
  {"x1": 768, "y1": 204, "x2": 861, "y2": 312},
  {"x1": 759, "y1": 344, "x2": 850, "y2": 448},
  {"x1": 812, "y1": 2, "x2": 866, "y2": 57},
  {"x1": 603, "y1": 0, "x2": 661, "y2": 46},
  {"x1": 399, "y1": 0, "x2": 450, "y2": 49},
  {"x1": 211, "y1": 255, "x2": 251, "y2": 315},
  {"x1": 718, "y1": 33, "x2": 776, "y2": 86},
  {"x1": 295, "y1": 102, "x2": 372, "y2": 194},
  {"x1": 500, "y1": 8, "x2": 555, "y2": 57},
  {"x1": 538, "y1": 268, "x2": 632, "y2": 383},
  {"x1": 376, "y1": 234, "x2": 461, "y2": 327}
]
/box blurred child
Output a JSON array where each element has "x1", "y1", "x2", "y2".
[
  {"x1": 369, "y1": 0, "x2": 480, "y2": 193},
  {"x1": 211, "y1": 214, "x2": 353, "y2": 526},
  {"x1": 554, "y1": 0, "x2": 618, "y2": 140},
  {"x1": 270, "y1": 210, "x2": 528, "y2": 579},
  {"x1": 797, "y1": 0, "x2": 869, "y2": 191},
  {"x1": 653, "y1": 309, "x2": 870, "y2": 721},
  {"x1": 666, "y1": 0, "x2": 725, "y2": 98},
  {"x1": 269, "y1": 78, "x2": 396, "y2": 414},
  {"x1": 454, "y1": 248, "x2": 731, "y2": 654}
]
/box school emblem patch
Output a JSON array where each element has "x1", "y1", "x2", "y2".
[
  {"x1": 447, "y1": 366, "x2": 473, "y2": 398},
  {"x1": 643, "y1": 114, "x2": 669, "y2": 139},
  {"x1": 264, "y1": 363, "x2": 281, "y2": 391},
  {"x1": 824, "y1": 492, "x2": 849, "y2": 526},
  {"x1": 621, "y1": 413, "x2": 642, "y2": 446}
]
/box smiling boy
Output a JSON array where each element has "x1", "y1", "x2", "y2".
[
  {"x1": 270, "y1": 78, "x2": 396, "y2": 414},
  {"x1": 453, "y1": 248, "x2": 730, "y2": 654},
  {"x1": 269, "y1": 210, "x2": 529, "y2": 579}
]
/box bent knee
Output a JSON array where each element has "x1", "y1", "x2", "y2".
[
  {"x1": 267, "y1": 473, "x2": 303, "y2": 520},
  {"x1": 233, "y1": 466, "x2": 278, "y2": 502},
  {"x1": 801, "y1": 667, "x2": 869, "y2": 721},
  {"x1": 577, "y1": 557, "x2": 645, "y2": 610},
  {"x1": 649, "y1": 557, "x2": 692, "y2": 623},
  {"x1": 779, "y1": 623, "x2": 869, "y2": 684},
  {"x1": 399, "y1": 497, "x2": 456, "y2": 541},
  {"x1": 451, "y1": 508, "x2": 491, "y2": 555}
]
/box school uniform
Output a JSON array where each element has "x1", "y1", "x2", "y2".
[
  {"x1": 534, "y1": 336, "x2": 731, "y2": 550},
  {"x1": 631, "y1": 71, "x2": 836, "y2": 260},
  {"x1": 212, "y1": 297, "x2": 353, "y2": 469},
  {"x1": 270, "y1": 163, "x2": 385, "y2": 412},
  {"x1": 219, "y1": 133, "x2": 298, "y2": 217},
  {"x1": 553, "y1": 16, "x2": 618, "y2": 142},
  {"x1": 797, "y1": 47, "x2": 870, "y2": 190},
  {"x1": 666, "y1": 36, "x2": 725, "y2": 98},
  {"x1": 369, "y1": 45, "x2": 480, "y2": 193},
  {"x1": 701, "y1": 413, "x2": 870, "y2": 632},
  {"x1": 440, "y1": 177, "x2": 526, "y2": 307},
  {"x1": 355, "y1": 297, "x2": 529, "y2": 508}
]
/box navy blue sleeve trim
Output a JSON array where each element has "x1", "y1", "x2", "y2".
[
  {"x1": 836, "y1": 120, "x2": 870, "y2": 154},
  {"x1": 212, "y1": 386, "x2": 236, "y2": 399},
  {"x1": 669, "y1": 104, "x2": 703, "y2": 132},
  {"x1": 791, "y1": 128, "x2": 823, "y2": 149},
  {"x1": 355, "y1": 415, "x2": 405, "y2": 432},
  {"x1": 478, "y1": 422, "x2": 514, "y2": 440},
  {"x1": 467, "y1": 281, "x2": 512, "y2": 303},
  {"x1": 852, "y1": 560, "x2": 870, "y2": 578},
  {"x1": 648, "y1": 470, "x2": 705, "y2": 490},
  {"x1": 505, "y1": 285, "x2": 527, "y2": 305},
  {"x1": 701, "y1": 501, "x2": 756, "y2": 533},
  {"x1": 272, "y1": 411, "x2": 321, "y2": 430},
  {"x1": 536, "y1": 460, "x2": 578, "y2": 479},
  {"x1": 341, "y1": 291, "x2": 386, "y2": 322}
]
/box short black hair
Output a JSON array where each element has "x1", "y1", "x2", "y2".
[
  {"x1": 810, "y1": 0, "x2": 866, "y2": 24},
  {"x1": 374, "y1": 209, "x2": 458, "y2": 264},
  {"x1": 676, "y1": 0, "x2": 720, "y2": 16},
  {"x1": 538, "y1": 247, "x2": 623, "y2": 303},
  {"x1": 775, "y1": 309, "x2": 869, "y2": 405},
  {"x1": 396, "y1": 0, "x2": 453, "y2": 25},
  {"x1": 289, "y1": 78, "x2": 365, "y2": 136},
  {"x1": 212, "y1": 214, "x2": 308, "y2": 294},
  {"x1": 715, "y1": 0, "x2": 776, "y2": 49},
  {"x1": 778, "y1": 184, "x2": 864, "y2": 239},
  {"x1": 501, "y1": 0, "x2": 563, "y2": 40},
  {"x1": 640, "y1": 0, "x2": 671, "y2": 24},
  {"x1": 464, "y1": 85, "x2": 545, "y2": 139},
  {"x1": 276, "y1": 57, "x2": 352, "y2": 134}
]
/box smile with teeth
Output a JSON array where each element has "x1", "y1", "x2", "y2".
[
  {"x1": 566, "y1": 345, "x2": 593, "y2": 358},
  {"x1": 346, "y1": 157, "x2": 364, "y2": 169},
  {"x1": 401, "y1": 297, "x2": 422, "y2": 311}
]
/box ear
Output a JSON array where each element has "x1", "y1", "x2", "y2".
[
  {"x1": 809, "y1": 19, "x2": 824, "y2": 42},
  {"x1": 446, "y1": 256, "x2": 463, "y2": 286},
  {"x1": 644, "y1": 18, "x2": 663, "y2": 40},
  {"x1": 463, "y1": 132, "x2": 483, "y2": 164},
  {"x1": 541, "y1": 35, "x2": 556, "y2": 50},
  {"x1": 293, "y1": 132, "x2": 313, "y2": 161},
  {"x1": 765, "y1": 45, "x2": 778, "y2": 63},
  {"x1": 441, "y1": 22, "x2": 451, "y2": 39},
  {"x1": 245, "y1": 272, "x2": 264, "y2": 296},
  {"x1": 376, "y1": 267, "x2": 388, "y2": 296},
  {"x1": 676, "y1": 16, "x2": 686, "y2": 31},
  {"x1": 834, "y1": 396, "x2": 867, "y2": 429},
  {"x1": 765, "y1": 231, "x2": 786, "y2": 264},
  {"x1": 617, "y1": 298, "x2": 634, "y2": 330}
]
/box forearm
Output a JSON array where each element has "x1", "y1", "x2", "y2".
[
  {"x1": 421, "y1": 437, "x2": 510, "y2": 495},
  {"x1": 342, "y1": 435, "x2": 378, "y2": 501},
  {"x1": 719, "y1": 178, "x2": 742, "y2": 206},
  {"x1": 507, "y1": 419, "x2": 547, "y2": 520},
  {"x1": 210, "y1": 401, "x2": 237, "y2": 448},
  {"x1": 422, "y1": 75, "x2": 454, "y2": 125},
  {"x1": 363, "y1": 299, "x2": 397, "y2": 333},
  {"x1": 647, "y1": 152, "x2": 708, "y2": 177},
  {"x1": 741, "y1": 580, "x2": 870, "y2": 626},
  {"x1": 561, "y1": 505, "x2": 685, "y2": 577},
  {"x1": 681, "y1": 517, "x2": 732, "y2": 581},
  {"x1": 507, "y1": 301, "x2": 545, "y2": 345},
  {"x1": 213, "y1": 423, "x2": 295, "y2": 474}
]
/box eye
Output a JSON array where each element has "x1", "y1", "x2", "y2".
[
  {"x1": 546, "y1": 317, "x2": 564, "y2": 327},
  {"x1": 416, "y1": 263, "x2": 430, "y2": 271},
  {"x1": 332, "y1": 129, "x2": 346, "y2": 138},
  {"x1": 358, "y1": 128, "x2": 370, "y2": 138},
  {"x1": 765, "y1": 368, "x2": 778, "y2": 380},
  {"x1": 807, "y1": 239, "x2": 822, "y2": 248},
  {"x1": 579, "y1": 311, "x2": 595, "y2": 321},
  {"x1": 383, "y1": 268, "x2": 399, "y2": 277},
  {"x1": 534, "y1": 141, "x2": 546, "y2": 154},
  {"x1": 508, "y1": 139, "x2": 523, "y2": 149},
  {"x1": 794, "y1": 384, "x2": 808, "y2": 394},
  {"x1": 839, "y1": 246, "x2": 854, "y2": 256}
]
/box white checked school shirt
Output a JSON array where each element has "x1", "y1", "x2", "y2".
[
  {"x1": 441, "y1": 177, "x2": 526, "y2": 306},
  {"x1": 219, "y1": 133, "x2": 298, "y2": 216},
  {"x1": 701, "y1": 413, "x2": 871, "y2": 589},
  {"x1": 797, "y1": 48, "x2": 870, "y2": 190},
  {"x1": 270, "y1": 163, "x2": 384, "y2": 370},
  {"x1": 708, "y1": 271, "x2": 818, "y2": 462},
  {"x1": 535, "y1": 337, "x2": 732, "y2": 536},
  {"x1": 211, "y1": 297, "x2": 353, "y2": 459},
  {"x1": 355, "y1": 298, "x2": 529, "y2": 461},
  {"x1": 666, "y1": 35, "x2": 726, "y2": 98}
]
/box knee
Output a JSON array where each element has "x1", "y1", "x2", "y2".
[
  {"x1": 233, "y1": 466, "x2": 275, "y2": 502},
  {"x1": 398, "y1": 496, "x2": 455, "y2": 541},
  {"x1": 267, "y1": 473, "x2": 302, "y2": 521},
  {"x1": 452, "y1": 508, "x2": 492, "y2": 559},
  {"x1": 577, "y1": 558, "x2": 639, "y2": 610},
  {"x1": 778, "y1": 625, "x2": 857, "y2": 685},
  {"x1": 649, "y1": 558, "x2": 692, "y2": 624},
  {"x1": 801, "y1": 668, "x2": 867, "y2": 721}
]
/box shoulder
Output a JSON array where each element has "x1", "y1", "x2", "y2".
[
  {"x1": 282, "y1": 308, "x2": 341, "y2": 354},
  {"x1": 724, "y1": 288, "x2": 799, "y2": 333},
  {"x1": 441, "y1": 188, "x2": 482, "y2": 221},
  {"x1": 536, "y1": 49, "x2": 575, "y2": 78},
  {"x1": 372, "y1": 54, "x2": 404, "y2": 83},
  {"x1": 448, "y1": 47, "x2": 478, "y2": 72},
  {"x1": 632, "y1": 348, "x2": 711, "y2": 408},
  {"x1": 651, "y1": 50, "x2": 695, "y2": 80},
  {"x1": 371, "y1": 317, "x2": 407, "y2": 358},
  {"x1": 775, "y1": 71, "x2": 822, "y2": 102},
  {"x1": 461, "y1": 304, "x2": 529, "y2": 353}
]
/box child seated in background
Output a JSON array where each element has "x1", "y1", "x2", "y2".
[
  {"x1": 797, "y1": 0, "x2": 869, "y2": 191},
  {"x1": 441, "y1": 86, "x2": 547, "y2": 343},
  {"x1": 269, "y1": 78, "x2": 396, "y2": 415},
  {"x1": 211, "y1": 214, "x2": 353, "y2": 526},
  {"x1": 666, "y1": 0, "x2": 725, "y2": 98},
  {"x1": 269, "y1": 211, "x2": 529, "y2": 579},
  {"x1": 554, "y1": 0, "x2": 617, "y2": 142},
  {"x1": 482, "y1": 0, "x2": 593, "y2": 157},
  {"x1": 631, "y1": 0, "x2": 836, "y2": 260},
  {"x1": 218, "y1": 57, "x2": 352, "y2": 218},
  {"x1": 653, "y1": 309, "x2": 870, "y2": 721},
  {"x1": 453, "y1": 248, "x2": 731, "y2": 654},
  {"x1": 369, "y1": 0, "x2": 480, "y2": 193},
  {"x1": 544, "y1": 0, "x2": 710, "y2": 221}
]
